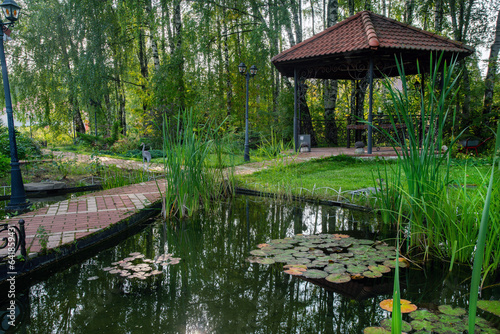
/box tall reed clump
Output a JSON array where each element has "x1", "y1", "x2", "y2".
[
  {"x1": 375, "y1": 53, "x2": 464, "y2": 252},
  {"x1": 160, "y1": 109, "x2": 233, "y2": 219},
  {"x1": 468, "y1": 123, "x2": 500, "y2": 332}
]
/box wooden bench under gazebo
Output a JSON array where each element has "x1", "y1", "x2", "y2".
[{"x1": 272, "y1": 10, "x2": 473, "y2": 154}]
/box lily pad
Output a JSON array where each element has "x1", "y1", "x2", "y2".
[
  {"x1": 380, "y1": 318, "x2": 412, "y2": 332},
  {"x1": 438, "y1": 314, "x2": 461, "y2": 324},
  {"x1": 302, "y1": 269, "x2": 328, "y2": 279},
  {"x1": 438, "y1": 305, "x2": 466, "y2": 316},
  {"x1": 379, "y1": 299, "x2": 417, "y2": 313},
  {"x1": 256, "y1": 258, "x2": 275, "y2": 265},
  {"x1": 325, "y1": 273, "x2": 351, "y2": 284},
  {"x1": 410, "y1": 319, "x2": 435, "y2": 331},
  {"x1": 368, "y1": 265, "x2": 391, "y2": 273},
  {"x1": 250, "y1": 249, "x2": 268, "y2": 256},
  {"x1": 363, "y1": 270, "x2": 383, "y2": 278},
  {"x1": 409, "y1": 309, "x2": 439, "y2": 322},
  {"x1": 477, "y1": 300, "x2": 500, "y2": 317}
]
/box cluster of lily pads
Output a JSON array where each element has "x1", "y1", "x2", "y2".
[
  {"x1": 247, "y1": 233, "x2": 407, "y2": 283},
  {"x1": 364, "y1": 304, "x2": 500, "y2": 333},
  {"x1": 103, "y1": 252, "x2": 181, "y2": 280}
]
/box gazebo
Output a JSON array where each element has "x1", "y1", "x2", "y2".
[{"x1": 272, "y1": 11, "x2": 474, "y2": 154}]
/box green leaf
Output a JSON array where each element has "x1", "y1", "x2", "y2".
[
  {"x1": 477, "y1": 300, "x2": 500, "y2": 317},
  {"x1": 438, "y1": 305, "x2": 466, "y2": 316}
]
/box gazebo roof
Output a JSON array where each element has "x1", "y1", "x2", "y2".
[{"x1": 272, "y1": 11, "x2": 474, "y2": 79}]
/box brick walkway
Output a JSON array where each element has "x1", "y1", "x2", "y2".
[
  {"x1": 0, "y1": 180, "x2": 166, "y2": 257},
  {"x1": 1, "y1": 146, "x2": 398, "y2": 260}
]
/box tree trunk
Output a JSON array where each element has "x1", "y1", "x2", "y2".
[
  {"x1": 405, "y1": 0, "x2": 415, "y2": 24},
  {"x1": 299, "y1": 83, "x2": 318, "y2": 146},
  {"x1": 223, "y1": 5, "x2": 232, "y2": 118},
  {"x1": 434, "y1": 0, "x2": 443, "y2": 32},
  {"x1": 324, "y1": 0, "x2": 339, "y2": 145},
  {"x1": 483, "y1": 9, "x2": 500, "y2": 122}
]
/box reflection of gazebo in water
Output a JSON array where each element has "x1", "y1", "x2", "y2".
[{"x1": 272, "y1": 11, "x2": 473, "y2": 154}]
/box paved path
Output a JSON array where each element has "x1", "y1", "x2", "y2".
[{"x1": 1, "y1": 146, "x2": 397, "y2": 260}]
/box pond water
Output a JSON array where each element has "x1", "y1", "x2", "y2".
[{"x1": 4, "y1": 196, "x2": 500, "y2": 333}]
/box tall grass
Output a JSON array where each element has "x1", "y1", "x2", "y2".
[
  {"x1": 160, "y1": 109, "x2": 233, "y2": 219},
  {"x1": 375, "y1": 54, "x2": 464, "y2": 249},
  {"x1": 469, "y1": 123, "x2": 500, "y2": 332}
]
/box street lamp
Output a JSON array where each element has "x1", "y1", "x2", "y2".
[
  {"x1": 238, "y1": 63, "x2": 257, "y2": 162},
  {"x1": 0, "y1": 0, "x2": 29, "y2": 212}
]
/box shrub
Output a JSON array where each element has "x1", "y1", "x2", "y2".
[{"x1": 0, "y1": 154, "x2": 10, "y2": 177}]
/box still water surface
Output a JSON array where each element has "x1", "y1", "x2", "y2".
[{"x1": 8, "y1": 196, "x2": 500, "y2": 333}]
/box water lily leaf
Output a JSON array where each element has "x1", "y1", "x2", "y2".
[
  {"x1": 363, "y1": 327, "x2": 390, "y2": 334},
  {"x1": 272, "y1": 256, "x2": 294, "y2": 263},
  {"x1": 250, "y1": 249, "x2": 268, "y2": 256},
  {"x1": 272, "y1": 243, "x2": 293, "y2": 249},
  {"x1": 102, "y1": 267, "x2": 114, "y2": 272},
  {"x1": 438, "y1": 314, "x2": 461, "y2": 324},
  {"x1": 477, "y1": 300, "x2": 500, "y2": 317},
  {"x1": 324, "y1": 264, "x2": 346, "y2": 274},
  {"x1": 380, "y1": 318, "x2": 412, "y2": 332},
  {"x1": 247, "y1": 256, "x2": 261, "y2": 263},
  {"x1": 357, "y1": 239, "x2": 374, "y2": 245},
  {"x1": 294, "y1": 246, "x2": 309, "y2": 252},
  {"x1": 169, "y1": 258, "x2": 181, "y2": 265},
  {"x1": 284, "y1": 268, "x2": 304, "y2": 276},
  {"x1": 129, "y1": 252, "x2": 141, "y2": 256},
  {"x1": 302, "y1": 269, "x2": 328, "y2": 279},
  {"x1": 261, "y1": 248, "x2": 283, "y2": 255},
  {"x1": 333, "y1": 234, "x2": 350, "y2": 238},
  {"x1": 286, "y1": 258, "x2": 311, "y2": 265},
  {"x1": 368, "y1": 265, "x2": 391, "y2": 273},
  {"x1": 346, "y1": 265, "x2": 367, "y2": 275},
  {"x1": 325, "y1": 273, "x2": 351, "y2": 283},
  {"x1": 87, "y1": 276, "x2": 99, "y2": 281},
  {"x1": 409, "y1": 310, "x2": 439, "y2": 322},
  {"x1": 363, "y1": 270, "x2": 383, "y2": 278},
  {"x1": 438, "y1": 305, "x2": 466, "y2": 316},
  {"x1": 257, "y1": 243, "x2": 270, "y2": 248},
  {"x1": 410, "y1": 320, "x2": 435, "y2": 331},
  {"x1": 283, "y1": 264, "x2": 307, "y2": 271},
  {"x1": 109, "y1": 269, "x2": 121, "y2": 274},
  {"x1": 379, "y1": 299, "x2": 417, "y2": 313},
  {"x1": 256, "y1": 258, "x2": 275, "y2": 265}
]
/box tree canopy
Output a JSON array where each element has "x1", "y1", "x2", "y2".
[{"x1": 4, "y1": 0, "x2": 500, "y2": 146}]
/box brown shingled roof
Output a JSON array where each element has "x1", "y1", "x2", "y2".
[{"x1": 272, "y1": 11, "x2": 474, "y2": 79}]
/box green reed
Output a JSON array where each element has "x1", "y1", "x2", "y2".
[
  {"x1": 160, "y1": 109, "x2": 233, "y2": 219},
  {"x1": 375, "y1": 53, "x2": 467, "y2": 252},
  {"x1": 469, "y1": 123, "x2": 500, "y2": 332}
]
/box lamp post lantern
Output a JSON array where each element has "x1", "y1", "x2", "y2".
[
  {"x1": 238, "y1": 63, "x2": 257, "y2": 162},
  {"x1": 0, "y1": 0, "x2": 30, "y2": 212}
]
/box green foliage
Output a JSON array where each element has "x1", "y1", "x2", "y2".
[
  {"x1": 161, "y1": 108, "x2": 233, "y2": 219},
  {"x1": 0, "y1": 154, "x2": 9, "y2": 177},
  {"x1": 0, "y1": 122, "x2": 42, "y2": 160},
  {"x1": 469, "y1": 123, "x2": 500, "y2": 332},
  {"x1": 35, "y1": 225, "x2": 49, "y2": 251}
]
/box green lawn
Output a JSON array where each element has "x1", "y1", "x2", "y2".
[{"x1": 235, "y1": 155, "x2": 494, "y2": 201}]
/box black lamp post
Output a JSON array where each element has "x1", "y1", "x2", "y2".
[
  {"x1": 0, "y1": 0, "x2": 29, "y2": 212},
  {"x1": 238, "y1": 63, "x2": 257, "y2": 162}
]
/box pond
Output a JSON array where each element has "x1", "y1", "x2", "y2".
[{"x1": 3, "y1": 196, "x2": 500, "y2": 333}]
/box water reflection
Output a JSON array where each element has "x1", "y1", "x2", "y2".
[{"x1": 4, "y1": 196, "x2": 500, "y2": 333}]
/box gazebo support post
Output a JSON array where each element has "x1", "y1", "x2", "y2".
[
  {"x1": 294, "y1": 68, "x2": 299, "y2": 151},
  {"x1": 367, "y1": 57, "x2": 374, "y2": 154}
]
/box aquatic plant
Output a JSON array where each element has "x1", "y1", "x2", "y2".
[
  {"x1": 247, "y1": 234, "x2": 408, "y2": 283},
  {"x1": 468, "y1": 122, "x2": 500, "y2": 333},
  {"x1": 103, "y1": 252, "x2": 180, "y2": 280},
  {"x1": 363, "y1": 304, "x2": 499, "y2": 333},
  {"x1": 374, "y1": 53, "x2": 463, "y2": 249},
  {"x1": 160, "y1": 108, "x2": 233, "y2": 218}
]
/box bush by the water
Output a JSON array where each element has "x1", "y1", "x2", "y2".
[
  {"x1": 0, "y1": 154, "x2": 9, "y2": 177},
  {"x1": 0, "y1": 122, "x2": 41, "y2": 159}
]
